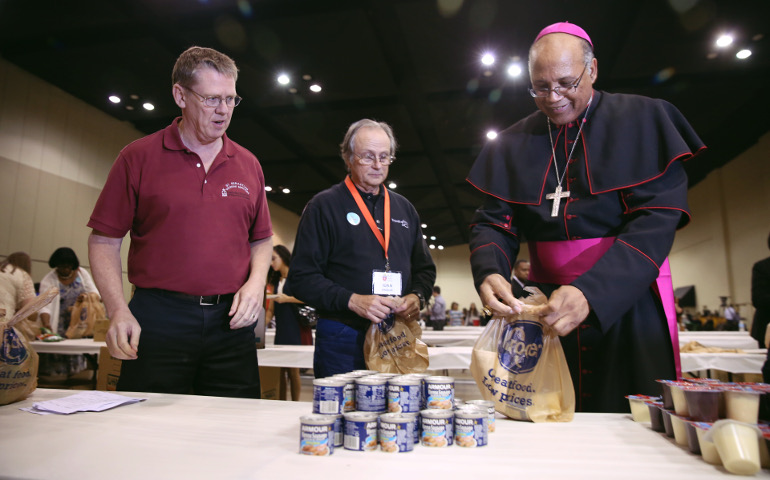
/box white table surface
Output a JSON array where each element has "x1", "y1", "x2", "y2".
[
  {"x1": 29, "y1": 338, "x2": 105, "y2": 355},
  {"x1": 2, "y1": 388, "x2": 765, "y2": 480},
  {"x1": 679, "y1": 331, "x2": 759, "y2": 350}
]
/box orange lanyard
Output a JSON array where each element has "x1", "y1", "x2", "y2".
[{"x1": 345, "y1": 175, "x2": 391, "y2": 270}]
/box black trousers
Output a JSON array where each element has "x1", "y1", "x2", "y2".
[{"x1": 117, "y1": 288, "x2": 260, "y2": 398}]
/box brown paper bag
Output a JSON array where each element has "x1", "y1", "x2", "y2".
[
  {"x1": 0, "y1": 287, "x2": 58, "y2": 405},
  {"x1": 470, "y1": 289, "x2": 575, "y2": 422},
  {"x1": 66, "y1": 292, "x2": 105, "y2": 339},
  {"x1": 364, "y1": 315, "x2": 429, "y2": 374}
]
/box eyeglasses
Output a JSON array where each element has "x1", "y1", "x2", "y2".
[
  {"x1": 184, "y1": 86, "x2": 242, "y2": 108},
  {"x1": 353, "y1": 152, "x2": 395, "y2": 166},
  {"x1": 528, "y1": 63, "x2": 589, "y2": 98}
]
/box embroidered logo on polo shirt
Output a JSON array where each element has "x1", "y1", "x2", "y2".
[
  {"x1": 221, "y1": 182, "x2": 250, "y2": 199},
  {"x1": 497, "y1": 320, "x2": 544, "y2": 374},
  {"x1": 391, "y1": 218, "x2": 409, "y2": 229}
]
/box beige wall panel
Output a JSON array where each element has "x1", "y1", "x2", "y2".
[
  {"x1": 40, "y1": 91, "x2": 69, "y2": 174},
  {"x1": 0, "y1": 158, "x2": 21, "y2": 253},
  {"x1": 29, "y1": 169, "x2": 61, "y2": 261},
  {"x1": 267, "y1": 200, "x2": 300, "y2": 251},
  {"x1": 0, "y1": 63, "x2": 26, "y2": 161},
  {"x1": 50, "y1": 178, "x2": 78, "y2": 252},
  {"x1": 6, "y1": 164, "x2": 40, "y2": 253},
  {"x1": 19, "y1": 75, "x2": 48, "y2": 169},
  {"x1": 60, "y1": 101, "x2": 86, "y2": 182}
]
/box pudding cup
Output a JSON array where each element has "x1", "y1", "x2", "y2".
[
  {"x1": 647, "y1": 401, "x2": 665, "y2": 432},
  {"x1": 683, "y1": 387, "x2": 721, "y2": 422},
  {"x1": 625, "y1": 395, "x2": 655, "y2": 422},
  {"x1": 706, "y1": 419, "x2": 761, "y2": 476},
  {"x1": 661, "y1": 408, "x2": 675, "y2": 438},
  {"x1": 656, "y1": 379, "x2": 675, "y2": 410},
  {"x1": 670, "y1": 414, "x2": 690, "y2": 447},
  {"x1": 724, "y1": 388, "x2": 761, "y2": 424},
  {"x1": 693, "y1": 422, "x2": 721, "y2": 466},
  {"x1": 669, "y1": 382, "x2": 692, "y2": 417},
  {"x1": 684, "y1": 420, "x2": 701, "y2": 455}
]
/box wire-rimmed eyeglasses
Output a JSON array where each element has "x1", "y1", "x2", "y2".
[
  {"x1": 354, "y1": 152, "x2": 395, "y2": 166},
  {"x1": 528, "y1": 63, "x2": 589, "y2": 98},
  {"x1": 184, "y1": 86, "x2": 242, "y2": 108}
]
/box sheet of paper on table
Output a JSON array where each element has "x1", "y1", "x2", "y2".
[{"x1": 20, "y1": 391, "x2": 146, "y2": 415}]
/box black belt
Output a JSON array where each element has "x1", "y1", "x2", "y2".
[{"x1": 144, "y1": 288, "x2": 235, "y2": 306}]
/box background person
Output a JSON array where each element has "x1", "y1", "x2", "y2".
[
  {"x1": 448, "y1": 301, "x2": 463, "y2": 326},
  {"x1": 87, "y1": 46, "x2": 273, "y2": 398},
  {"x1": 0, "y1": 252, "x2": 36, "y2": 319},
  {"x1": 511, "y1": 259, "x2": 532, "y2": 298},
  {"x1": 467, "y1": 22, "x2": 705, "y2": 412},
  {"x1": 265, "y1": 244, "x2": 309, "y2": 400},
  {"x1": 429, "y1": 286, "x2": 446, "y2": 330},
  {"x1": 287, "y1": 119, "x2": 436, "y2": 378}
]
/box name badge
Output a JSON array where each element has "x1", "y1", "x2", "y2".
[{"x1": 372, "y1": 270, "x2": 402, "y2": 296}]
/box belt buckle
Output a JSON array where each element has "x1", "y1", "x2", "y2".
[{"x1": 199, "y1": 295, "x2": 219, "y2": 306}]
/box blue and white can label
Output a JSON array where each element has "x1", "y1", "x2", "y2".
[
  {"x1": 312, "y1": 378, "x2": 346, "y2": 415},
  {"x1": 454, "y1": 406, "x2": 488, "y2": 447},
  {"x1": 379, "y1": 413, "x2": 414, "y2": 453},
  {"x1": 387, "y1": 376, "x2": 422, "y2": 413},
  {"x1": 332, "y1": 374, "x2": 357, "y2": 412},
  {"x1": 420, "y1": 408, "x2": 453, "y2": 447},
  {"x1": 299, "y1": 414, "x2": 336, "y2": 456},
  {"x1": 343, "y1": 411, "x2": 379, "y2": 451},
  {"x1": 355, "y1": 376, "x2": 388, "y2": 413},
  {"x1": 465, "y1": 399, "x2": 496, "y2": 433},
  {"x1": 425, "y1": 376, "x2": 454, "y2": 410}
]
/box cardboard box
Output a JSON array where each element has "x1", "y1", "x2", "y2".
[
  {"x1": 259, "y1": 366, "x2": 281, "y2": 400},
  {"x1": 92, "y1": 319, "x2": 110, "y2": 342},
  {"x1": 96, "y1": 346, "x2": 122, "y2": 391}
]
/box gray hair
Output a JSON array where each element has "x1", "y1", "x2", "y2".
[
  {"x1": 527, "y1": 36, "x2": 594, "y2": 76},
  {"x1": 340, "y1": 119, "x2": 398, "y2": 170}
]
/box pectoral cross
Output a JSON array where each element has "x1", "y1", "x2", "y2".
[{"x1": 546, "y1": 184, "x2": 570, "y2": 217}]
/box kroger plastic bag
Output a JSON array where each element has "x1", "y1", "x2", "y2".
[
  {"x1": 364, "y1": 314, "x2": 429, "y2": 374},
  {"x1": 0, "y1": 287, "x2": 58, "y2": 405},
  {"x1": 470, "y1": 288, "x2": 575, "y2": 422}
]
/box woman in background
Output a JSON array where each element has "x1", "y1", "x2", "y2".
[
  {"x1": 465, "y1": 302, "x2": 480, "y2": 326},
  {"x1": 38, "y1": 247, "x2": 100, "y2": 379},
  {"x1": 448, "y1": 302, "x2": 464, "y2": 326},
  {"x1": 265, "y1": 245, "x2": 311, "y2": 400},
  {"x1": 0, "y1": 252, "x2": 36, "y2": 319}
]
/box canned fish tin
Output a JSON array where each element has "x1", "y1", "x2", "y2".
[
  {"x1": 387, "y1": 376, "x2": 422, "y2": 413},
  {"x1": 313, "y1": 378, "x2": 347, "y2": 415},
  {"x1": 402, "y1": 411, "x2": 420, "y2": 444},
  {"x1": 454, "y1": 406, "x2": 488, "y2": 447},
  {"x1": 355, "y1": 376, "x2": 388, "y2": 413},
  {"x1": 402, "y1": 373, "x2": 430, "y2": 409},
  {"x1": 420, "y1": 408, "x2": 454, "y2": 447},
  {"x1": 343, "y1": 411, "x2": 379, "y2": 451},
  {"x1": 333, "y1": 374, "x2": 357, "y2": 412},
  {"x1": 350, "y1": 369, "x2": 379, "y2": 376},
  {"x1": 465, "y1": 399, "x2": 496, "y2": 432},
  {"x1": 379, "y1": 413, "x2": 415, "y2": 453},
  {"x1": 425, "y1": 375, "x2": 455, "y2": 409},
  {"x1": 331, "y1": 414, "x2": 344, "y2": 447},
  {"x1": 299, "y1": 414, "x2": 336, "y2": 456}
]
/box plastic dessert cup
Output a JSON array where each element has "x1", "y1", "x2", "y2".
[
  {"x1": 647, "y1": 401, "x2": 665, "y2": 432},
  {"x1": 683, "y1": 387, "x2": 721, "y2": 423},
  {"x1": 724, "y1": 388, "x2": 761, "y2": 424},
  {"x1": 670, "y1": 414, "x2": 690, "y2": 447},
  {"x1": 669, "y1": 382, "x2": 691, "y2": 417},
  {"x1": 684, "y1": 420, "x2": 701, "y2": 455},
  {"x1": 693, "y1": 422, "x2": 721, "y2": 466},
  {"x1": 656, "y1": 379, "x2": 675, "y2": 410},
  {"x1": 626, "y1": 395, "x2": 655, "y2": 422},
  {"x1": 661, "y1": 408, "x2": 675, "y2": 438},
  {"x1": 707, "y1": 419, "x2": 761, "y2": 476}
]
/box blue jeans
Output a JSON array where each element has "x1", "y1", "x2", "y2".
[
  {"x1": 313, "y1": 318, "x2": 368, "y2": 378},
  {"x1": 117, "y1": 288, "x2": 260, "y2": 398}
]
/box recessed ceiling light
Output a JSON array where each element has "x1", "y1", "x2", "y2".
[
  {"x1": 429, "y1": 244, "x2": 436, "y2": 249},
  {"x1": 277, "y1": 73, "x2": 290, "y2": 85},
  {"x1": 265, "y1": 186, "x2": 273, "y2": 192},
  {"x1": 716, "y1": 34, "x2": 733, "y2": 48},
  {"x1": 736, "y1": 49, "x2": 752, "y2": 59},
  {"x1": 108, "y1": 95, "x2": 121, "y2": 104},
  {"x1": 125, "y1": 105, "x2": 134, "y2": 111},
  {"x1": 302, "y1": 74, "x2": 312, "y2": 81},
  {"x1": 438, "y1": 245, "x2": 444, "y2": 250},
  {"x1": 309, "y1": 84, "x2": 322, "y2": 93},
  {"x1": 481, "y1": 53, "x2": 495, "y2": 66},
  {"x1": 430, "y1": 236, "x2": 436, "y2": 241},
  {"x1": 130, "y1": 94, "x2": 139, "y2": 100},
  {"x1": 421, "y1": 223, "x2": 427, "y2": 229},
  {"x1": 506, "y1": 64, "x2": 522, "y2": 77},
  {"x1": 282, "y1": 187, "x2": 290, "y2": 194},
  {"x1": 388, "y1": 181, "x2": 397, "y2": 189},
  {"x1": 486, "y1": 130, "x2": 498, "y2": 140},
  {"x1": 288, "y1": 87, "x2": 298, "y2": 94},
  {"x1": 423, "y1": 234, "x2": 427, "y2": 239},
  {"x1": 142, "y1": 103, "x2": 154, "y2": 111}
]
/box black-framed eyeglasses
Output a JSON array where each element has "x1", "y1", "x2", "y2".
[
  {"x1": 528, "y1": 63, "x2": 589, "y2": 98},
  {"x1": 353, "y1": 152, "x2": 395, "y2": 166},
  {"x1": 184, "y1": 86, "x2": 242, "y2": 108}
]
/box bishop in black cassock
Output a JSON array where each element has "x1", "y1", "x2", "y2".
[{"x1": 467, "y1": 23, "x2": 705, "y2": 413}]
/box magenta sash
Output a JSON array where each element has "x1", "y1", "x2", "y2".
[{"x1": 528, "y1": 238, "x2": 681, "y2": 379}]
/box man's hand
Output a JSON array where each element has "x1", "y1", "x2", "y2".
[
  {"x1": 540, "y1": 285, "x2": 590, "y2": 335},
  {"x1": 229, "y1": 281, "x2": 264, "y2": 329},
  {"x1": 348, "y1": 294, "x2": 401, "y2": 323},
  {"x1": 392, "y1": 293, "x2": 420, "y2": 322},
  {"x1": 105, "y1": 309, "x2": 140, "y2": 360},
  {"x1": 479, "y1": 274, "x2": 524, "y2": 315}
]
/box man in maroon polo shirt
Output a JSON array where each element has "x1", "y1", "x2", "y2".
[{"x1": 87, "y1": 47, "x2": 273, "y2": 398}]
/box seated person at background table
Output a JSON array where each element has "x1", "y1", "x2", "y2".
[
  {"x1": 38, "y1": 247, "x2": 101, "y2": 379},
  {"x1": 429, "y1": 286, "x2": 446, "y2": 329},
  {"x1": 448, "y1": 302, "x2": 464, "y2": 326},
  {"x1": 87, "y1": 46, "x2": 273, "y2": 398},
  {"x1": 287, "y1": 119, "x2": 436, "y2": 378},
  {"x1": 467, "y1": 22, "x2": 704, "y2": 412},
  {"x1": 0, "y1": 252, "x2": 36, "y2": 319},
  {"x1": 511, "y1": 259, "x2": 532, "y2": 299},
  {"x1": 465, "y1": 302, "x2": 480, "y2": 326}
]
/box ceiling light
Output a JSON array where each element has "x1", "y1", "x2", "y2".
[
  {"x1": 438, "y1": 245, "x2": 444, "y2": 250},
  {"x1": 277, "y1": 73, "x2": 290, "y2": 85},
  {"x1": 506, "y1": 64, "x2": 522, "y2": 77},
  {"x1": 736, "y1": 49, "x2": 752, "y2": 59},
  {"x1": 125, "y1": 105, "x2": 134, "y2": 111},
  {"x1": 288, "y1": 87, "x2": 298, "y2": 94},
  {"x1": 108, "y1": 95, "x2": 121, "y2": 104},
  {"x1": 481, "y1": 53, "x2": 495, "y2": 66},
  {"x1": 430, "y1": 236, "x2": 436, "y2": 241},
  {"x1": 715, "y1": 34, "x2": 733, "y2": 48},
  {"x1": 486, "y1": 130, "x2": 498, "y2": 140},
  {"x1": 423, "y1": 235, "x2": 427, "y2": 239},
  {"x1": 282, "y1": 187, "x2": 290, "y2": 194},
  {"x1": 429, "y1": 244, "x2": 436, "y2": 249},
  {"x1": 142, "y1": 103, "x2": 154, "y2": 111},
  {"x1": 302, "y1": 74, "x2": 312, "y2": 81},
  {"x1": 130, "y1": 94, "x2": 139, "y2": 100},
  {"x1": 309, "y1": 84, "x2": 322, "y2": 93},
  {"x1": 421, "y1": 223, "x2": 427, "y2": 229},
  {"x1": 265, "y1": 186, "x2": 273, "y2": 192},
  {"x1": 388, "y1": 182, "x2": 397, "y2": 189}
]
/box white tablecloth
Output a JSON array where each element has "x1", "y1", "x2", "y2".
[
  {"x1": 29, "y1": 338, "x2": 105, "y2": 355},
  {"x1": 678, "y1": 331, "x2": 759, "y2": 350},
  {"x1": 2, "y1": 388, "x2": 765, "y2": 479}
]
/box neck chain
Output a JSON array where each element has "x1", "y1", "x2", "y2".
[{"x1": 546, "y1": 97, "x2": 592, "y2": 188}]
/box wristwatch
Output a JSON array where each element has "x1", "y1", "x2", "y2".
[{"x1": 412, "y1": 291, "x2": 426, "y2": 310}]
